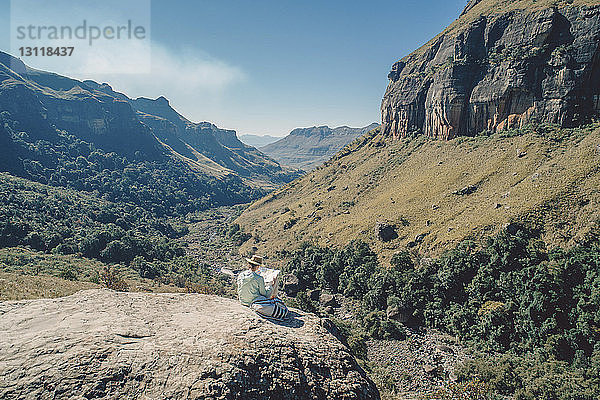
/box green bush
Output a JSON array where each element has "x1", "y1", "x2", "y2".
[
  {"x1": 226, "y1": 223, "x2": 252, "y2": 246},
  {"x1": 99, "y1": 265, "x2": 128, "y2": 291},
  {"x1": 58, "y1": 265, "x2": 78, "y2": 281},
  {"x1": 293, "y1": 290, "x2": 319, "y2": 313},
  {"x1": 363, "y1": 311, "x2": 406, "y2": 340},
  {"x1": 457, "y1": 352, "x2": 600, "y2": 400},
  {"x1": 0, "y1": 111, "x2": 263, "y2": 216},
  {"x1": 285, "y1": 222, "x2": 600, "y2": 399},
  {"x1": 0, "y1": 174, "x2": 187, "y2": 268},
  {"x1": 329, "y1": 318, "x2": 369, "y2": 360}
]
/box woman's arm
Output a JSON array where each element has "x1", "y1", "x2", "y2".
[{"x1": 257, "y1": 275, "x2": 273, "y2": 299}]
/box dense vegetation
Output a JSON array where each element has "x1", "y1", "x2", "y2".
[
  {"x1": 285, "y1": 224, "x2": 600, "y2": 399},
  {"x1": 0, "y1": 173, "x2": 235, "y2": 296},
  {"x1": 0, "y1": 173, "x2": 186, "y2": 263},
  {"x1": 0, "y1": 101, "x2": 263, "y2": 296},
  {"x1": 0, "y1": 111, "x2": 263, "y2": 216}
]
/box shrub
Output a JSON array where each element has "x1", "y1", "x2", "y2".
[
  {"x1": 99, "y1": 265, "x2": 128, "y2": 291},
  {"x1": 283, "y1": 218, "x2": 298, "y2": 230},
  {"x1": 426, "y1": 378, "x2": 490, "y2": 400},
  {"x1": 330, "y1": 318, "x2": 369, "y2": 360},
  {"x1": 226, "y1": 223, "x2": 251, "y2": 246},
  {"x1": 294, "y1": 290, "x2": 319, "y2": 313},
  {"x1": 363, "y1": 311, "x2": 406, "y2": 340},
  {"x1": 337, "y1": 240, "x2": 379, "y2": 298},
  {"x1": 456, "y1": 353, "x2": 600, "y2": 400},
  {"x1": 58, "y1": 265, "x2": 79, "y2": 281}
]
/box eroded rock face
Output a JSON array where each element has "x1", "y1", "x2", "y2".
[
  {"x1": 0, "y1": 289, "x2": 379, "y2": 400},
  {"x1": 381, "y1": 4, "x2": 600, "y2": 140}
]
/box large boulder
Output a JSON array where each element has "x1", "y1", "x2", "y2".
[
  {"x1": 0, "y1": 289, "x2": 379, "y2": 400},
  {"x1": 319, "y1": 293, "x2": 339, "y2": 308},
  {"x1": 376, "y1": 222, "x2": 398, "y2": 242}
]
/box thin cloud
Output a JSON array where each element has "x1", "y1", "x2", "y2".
[
  {"x1": 74, "y1": 42, "x2": 245, "y2": 97},
  {"x1": 63, "y1": 43, "x2": 246, "y2": 124}
]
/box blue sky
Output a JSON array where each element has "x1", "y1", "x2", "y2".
[{"x1": 0, "y1": 0, "x2": 466, "y2": 136}]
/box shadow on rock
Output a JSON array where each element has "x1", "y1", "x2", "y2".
[{"x1": 262, "y1": 311, "x2": 305, "y2": 328}]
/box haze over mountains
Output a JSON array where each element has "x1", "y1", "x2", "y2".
[
  {"x1": 259, "y1": 123, "x2": 379, "y2": 171},
  {"x1": 238, "y1": 134, "x2": 280, "y2": 148},
  {"x1": 0, "y1": 51, "x2": 301, "y2": 213}
]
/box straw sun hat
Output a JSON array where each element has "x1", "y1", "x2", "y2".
[{"x1": 246, "y1": 255, "x2": 264, "y2": 268}]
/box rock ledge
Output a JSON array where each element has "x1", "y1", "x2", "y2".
[{"x1": 0, "y1": 289, "x2": 378, "y2": 400}]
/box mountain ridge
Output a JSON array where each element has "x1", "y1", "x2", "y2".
[
  {"x1": 81, "y1": 76, "x2": 302, "y2": 189},
  {"x1": 260, "y1": 123, "x2": 379, "y2": 171},
  {"x1": 0, "y1": 51, "x2": 301, "y2": 208},
  {"x1": 237, "y1": 0, "x2": 600, "y2": 264}
]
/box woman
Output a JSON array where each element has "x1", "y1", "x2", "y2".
[{"x1": 237, "y1": 255, "x2": 289, "y2": 321}]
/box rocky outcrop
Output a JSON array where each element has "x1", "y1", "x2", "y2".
[
  {"x1": 381, "y1": 2, "x2": 600, "y2": 140},
  {"x1": 0, "y1": 57, "x2": 161, "y2": 159},
  {"x1": 0, "y1": 289, "x2": 379, "y2": 400},
  {"x1": 460, "y1": 0, "x2": 484, "y2": 17}
]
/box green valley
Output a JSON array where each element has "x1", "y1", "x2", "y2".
[{"x1": 2, "y1": 0, "x2": 600, "y2": 399}]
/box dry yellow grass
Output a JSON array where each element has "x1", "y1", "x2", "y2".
[
  {"x1": 0, "y1": 271, "x2": 187, "y2": 302},
  {"x1": 0, "y1": 247, "x2": 187, "y2": 301},
  {"x1": 0, "y1": 271, "x2": 100, "y2": 301},
  {"x1": 454, "y1": 0, "x2": 600, "y2": 29},
  {"x1": 236, "y1": 126, "x2": 600, "y2": 265}
]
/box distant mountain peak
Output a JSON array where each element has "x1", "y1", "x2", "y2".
[
  {"x1": 0, "y1": 51, "x2": 26, "y2": 75},
  {"x1": 289, "y1": 126, "x2": 332, "y2": 138},
  {"x1": 135, "y1": 95, "x2": 170, "y2": 106},
  {"x1": 156, "y1": 95, "x2": 170, "y2": 105},
  {"x1": 239, "y1": 134, "x2": 281, "y2": 148},
  {"x1": 261, "y1": 123, "x2": 380, "y2": 171},
  {"x1": 288, "y1": 123, "x2": 379, "y2": 139},
  {"x1": 99, "y1": 83, "x2": 113, "y2": 91}
]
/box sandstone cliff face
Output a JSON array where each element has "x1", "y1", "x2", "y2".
[
  {"x1": 381, "y1": 3, "x2": 600, "y2": 139},
  {"x1": 0, "y1": 289, "x2": 379, "y2": 400}
]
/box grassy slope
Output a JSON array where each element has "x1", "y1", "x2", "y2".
[
  {"x1": 0, "y1": 246, "x2": 185, "y2": 301},
  {"x1": 236, "y1": 126, "x2": 600, "y2": 264},
  {"x1": 454, "y1": 0, "x2": 600, "y2": 28},
  {"x1": 237, "y1": 0, "x2": 600, "y2": 264},
  {"x1": 0, "y1": 271, "x2": 99, "y2": 301}
]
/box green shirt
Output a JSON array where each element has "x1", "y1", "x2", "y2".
[{"x1": 237, "y1": 270, "x2": 272, "y2": 306}]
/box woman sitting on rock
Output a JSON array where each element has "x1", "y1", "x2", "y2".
[{"x1": 237, "y1": 255, "x2": 289, "y2": 321}]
